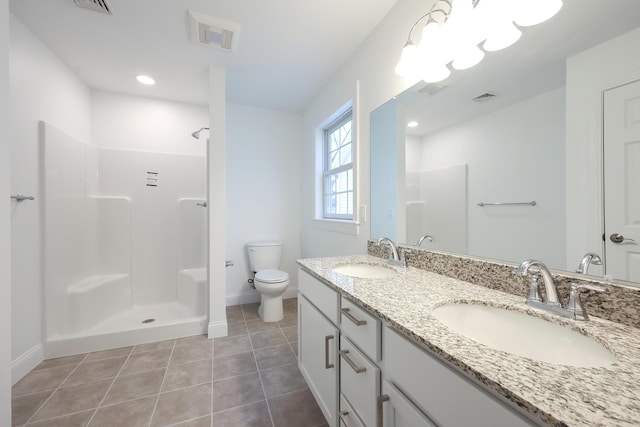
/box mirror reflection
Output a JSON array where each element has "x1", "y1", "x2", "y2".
[{"x1": 370, "y1": 1, "x2": 640, "y2": 283}]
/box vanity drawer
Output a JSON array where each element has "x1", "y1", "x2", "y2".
[
  {"x1": 340, "y1": 336, "x2": 380, "y2": 427},
  {"x1": 299, "y1": 269, "x2": 339, "y2": 324},
  {"x1": 339, "y1": 394, "x2": 366, "y2": 427},
  {"x1": 340, "y1": 297, "x2": 381, "y2": 361},
  {"x1": 383, "y1": 327, "x2": 535, "y2": 427}
]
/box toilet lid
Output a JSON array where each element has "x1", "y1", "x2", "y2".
[{"x1": 255, "y1": 269, "x2": 289, "y2": 283}]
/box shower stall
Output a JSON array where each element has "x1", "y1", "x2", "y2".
[{"x1": 41, "y1": 121, "x2": 208, "y2": 357}]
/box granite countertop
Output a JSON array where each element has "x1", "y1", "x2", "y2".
[{"x1": 297, "y1": 254, "x2": 640, "y2": 427}]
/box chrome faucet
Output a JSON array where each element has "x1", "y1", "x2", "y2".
[
  {"x1": 513, "y1": 259, "x2": 561, "y2": 306},
  {"x1": 377, "y1": 237, "x2": 409, "y2": 268},
  {"x1": 576, "y1": 252, "x2": 603, "y2": 274},
  {"x1": 416, "y1": 234, "x2": 435, "y2": 247},
  {"x1": 513, "y1": 259, "x2": 605, "y2": 321}
]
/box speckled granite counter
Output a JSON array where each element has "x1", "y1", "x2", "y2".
[{"x1": 297, "y1": 255, "x2": 640, "y2": 427}]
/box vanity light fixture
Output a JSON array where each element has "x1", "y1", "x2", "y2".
[
  {"x1": 395, "y1": 0, "x2": 563, "y2": 83},
  {"x1": 136, "y1": 74, "x2": 156, "y2": 85}
]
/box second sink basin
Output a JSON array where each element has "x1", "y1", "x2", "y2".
[
  {"x1": 332, "y1": 263, "x2": 398, "y2": 279},
  {"x1": 432, "y1": 303, "x2": 617, "y2": 367}
]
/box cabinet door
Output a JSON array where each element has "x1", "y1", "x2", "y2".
[
  {"x1": 340, "y1": 337, "x2": 380, "y2": 427},
  {"x1": 299, "y1": 295, "x2": 339, "y2": 427},
  {"x1": 380, "y1": 380, "x2": 437, "y2": 427}
]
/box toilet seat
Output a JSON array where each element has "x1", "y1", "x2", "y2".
[{"x1": 255, "y1": 269, "x2": 289, "y2": 284}]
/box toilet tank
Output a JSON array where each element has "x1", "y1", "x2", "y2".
[{"x1": 246, "y1": 241, "x2": 283, "y2": 272}]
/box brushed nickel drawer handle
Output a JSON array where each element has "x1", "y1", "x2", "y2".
[
  {"x1": 324, "y1": 335, "x2": 335, "y2": 369},
  {"x1": 339, "y1": 409, "x2": 351, "y2": 427},
  {"x1": 377, "y1": 394, "x2": 390, "y2": 427},
  {"x1": 340, "y1": 349, "x2": 366, "y2": 373},
  {"x1": 341, "y1": 307, "x2": 367, "y2": 326}
]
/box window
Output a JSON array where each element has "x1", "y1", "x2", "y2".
[{"x1": 323, "y1": 110, "x2": 353, "y2": 220}]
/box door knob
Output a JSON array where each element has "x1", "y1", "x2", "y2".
[{"x1": 610, "y1": 233, "x2": 635, "y2": 244}]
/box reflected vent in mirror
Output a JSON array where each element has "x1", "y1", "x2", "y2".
[
  {"x1": 418, "y1": 83, "x2": 449, "y2": 96},
  {"x1": 72, "y1": 0, "x2": 112, "y2": 15},
  {"x1": 472, "y1": 93, "x2": 498, "y2": 103}
]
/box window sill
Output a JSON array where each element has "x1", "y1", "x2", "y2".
[{"x1": 313, "y1": 218, "x2": 360, "y2": 235}]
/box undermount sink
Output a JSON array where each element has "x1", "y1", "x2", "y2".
[
  {"x1": 332, "y1": 263, "x2": 398, "y2": 279},
  {"x1": 432, "y1": 304, "x2": 617, "y2": 367}
]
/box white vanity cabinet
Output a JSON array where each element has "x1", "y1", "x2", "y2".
[
  {"x1": 379, "y1": 380, "x2": 437, "y2": 427},
  {"x1": 298, "y1": 270, "x2": 340, "y2": 427},
  {"x1": 382, "y1": 327, "x2": 537, "y2": 427}
]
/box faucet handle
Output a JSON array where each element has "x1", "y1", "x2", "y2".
[
  {"x1": 398, "y1": 247, "x2": 411, "y2": 267},
  {"x1": 567, "y1": 283, "x2": 606, "y2": 321},
  {"x1": 527, "y1": 275, "x2": 543, "y2": 303}
]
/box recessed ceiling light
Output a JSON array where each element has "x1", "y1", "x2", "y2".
[
  {"x1": 407, "y1": 121, "x2": 419, "y2": 128},
  {"x1": 136, "y1": 75, "x2": 156, "y2": 85}
]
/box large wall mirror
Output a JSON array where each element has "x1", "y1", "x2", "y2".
[{"x1": 371, "y1": 1, "x2": 640, "y2": 284}]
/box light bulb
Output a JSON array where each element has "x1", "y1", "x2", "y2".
[
  {"x1": 452, "y1": 45, "x2": 485, "y2": 70},
  {"x1": 483, "y1": 22, "x2": 521, "y2": 51},
  {"x1": 422, "y1": 61, "x2": 451, "y2": 83},
  {"x1": 395, "y1": 42, "x2": 418, "y2": 78},
  {"x1": 514, "y1": 0, "x2": 563, "y2": 27}
]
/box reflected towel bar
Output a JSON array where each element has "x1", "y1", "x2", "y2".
[
  {"x1": 11, "y1": 194, "x2": 35, "y2": 202},
  {"x1": 477, "y1": 201, "x2": 536, "y2": 207}
]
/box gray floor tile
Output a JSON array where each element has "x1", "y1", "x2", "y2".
[
  {"x1": 12, "y1": 365, "x2": 75, "y2": 397},
  {"x1": 24, "y1": 410, "x2": 94, "y2": 427},
  {"x1": 227, "y1": 321, "x2": 248, "y2": 337},
  {"x1": 211, "y1": 400, "x2": 272, "y2": 427},
  {"x1": 281, "y1": 326, "x2": 297, "y2": 343},
  {"x1": 254, "y1": 344, "x2": 297, "y2": 371},
  {"x1": 277, "y1": 315, "x2": 297, "y2": 328},
  {"x1": 11, "y1": 390, "x2": 52, "y2": 426},
  {"x1": 249, "y1": 329, "x2": 287, "y2": 350},
  {"x1": 214, "y1": 335, "x2": 252, "y2": 358},
  {"x1": 90, "y1": 395, "x2": 156, "y2": 427},
  {"x1": 163, "y1": 359, "x2": 212, "y2": 392},
  {"x1": 260, "y1": 362, "x2": 307, "y2": 398},
  {"x1": 132, "y1": 339, "x2": 175, "y2": 354},
  {"x1": 103, "y1": 368, "x2": 165, "y2": 405},
  {"x1": 268, "y1": 388, "x2": 326, "y2": 427},
  {"x1": 212, "y1": 372, "x2": 264, "y2": 413},
  {"x1": 241, "y1": 303, "x2": 261, "y2": 321},
  {"x1": 33, "y1": 354, "x2": 86, "y2": 371},
  {"x1": 171, "y1": 341, "x2": 212, "y2": 365},
  {"x1": 246, "y1": 319, "x2": 279, "y2": 335},
  {"x1": 213, "y1": 351, "x2": 257, "y2": 381},
  {"x1": 84, "y1": 346, "x2": 132, "y2": 362},
  {"x1": 175, "y1": 334, "x2": 210, "y2": 347},
  {"x1": 151, "y1": 382, "x2": 212, "y2": 427},
  {"x1": 120, "y1": 348, "x2": 171, "y2": 375},
  {"x1": 289, "y1": 341, "x2": 299, "y2": 357},
  {"x1": 63, "y1": 357, "x2": 126, "y2": 386},
  {"x1": 226, "y1": 310, "x2": 245, "y2": 324},
  {"x1": 30, "y1": 379, "x2": 111, "y2": 422},
  {"x1": 170, "y1": 415, "x2": 212, "y2": 427}
]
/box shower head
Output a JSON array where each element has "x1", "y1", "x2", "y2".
[{"x1": 191, "y1": 127, "x2": 210, "y2": 139}]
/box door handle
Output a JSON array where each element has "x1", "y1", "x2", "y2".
[
  {"x1": 610, "y1": 233, "x2": 635, "y2": 244},
  {"x1": 376, "y1": 394, "x2": 390, "y2": 427},
  {"x1": 341, "y1": 307, "x2": 367, "y2": 326},
  {"x1": 339, "y1": 349, "x2": 366, "y2": 373}
]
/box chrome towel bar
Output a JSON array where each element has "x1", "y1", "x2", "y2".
[
  {"x1": 477, "y1": 201, "x2": 536, "y2": 207},
  {"x1": 11, "y1": 194, "x2": 35, "y2": 202}
]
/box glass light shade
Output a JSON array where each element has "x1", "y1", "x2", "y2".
[
  {"x1": 452, "y1": 44, "x2": 485, "y2": 70},
  {"x1": 422, "y1": 61, "x2": 451, "y2": 83},
  {"x1": 483, "y1": 21, "x2": 521, "y2": 51},
  {"x1": 514, "y1": 0, "x2": 563, "y2": 26},
  {"x1": 395, "y1": 42, "x2": 418, "y2": 78}
]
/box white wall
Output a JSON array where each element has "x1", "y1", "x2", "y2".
[
  {"x1": 9, "y1": 14, "x2": 91, "y2": 380},
  {"x1": 226, "y1": 103, "x2": 302, "y2": 305},
  {"x1": 566, "y1": 27, "x2": 640, "y2": 275},
  {"x1": 418, "y1": 88, "x2": 566, "y2": 268},
  {"x1": 90, "y1": 90, "x2": 208, "y2": 155},
  {"x1": 301, "y1": 0, "x2": 424, "y2": 257},
  {"x1": 1, "y1": 0, "x2": 12, "y2": 422}
]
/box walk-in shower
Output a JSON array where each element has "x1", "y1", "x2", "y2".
[{"x1": 41, "y1": 121, "x2": 208, "y2": 357}]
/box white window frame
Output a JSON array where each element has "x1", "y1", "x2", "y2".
[
  {"x1": 322, "y1": 109, "x2": 353, "y2": 220},
  {"x1": 313, "y1": 83, "x2": 360, "y2": 235}
]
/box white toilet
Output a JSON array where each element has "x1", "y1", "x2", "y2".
[{"x1": 247, "y1": 241, "x2": 290, "y2": 322}]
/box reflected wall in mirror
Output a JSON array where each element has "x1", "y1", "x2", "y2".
[{"x1": 370, "y1": 1, "x2": 640, "y2": 285}]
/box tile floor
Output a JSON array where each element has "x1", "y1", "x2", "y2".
[{"x1": 12, "y1": 298, "x2": 328, "y2": 427}]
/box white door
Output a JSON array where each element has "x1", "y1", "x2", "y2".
[{"x1": 603, "y1": 79, "x2": 640, "y2": 282}]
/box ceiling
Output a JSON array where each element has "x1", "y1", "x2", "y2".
[
  {"x1": 9, "y1": 0, "x2": 398, "y2": 111},
  {"x1": 397, "y1": 0, "x2": 640, "y2": 137}
]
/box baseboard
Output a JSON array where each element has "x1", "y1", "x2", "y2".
[
  {"x1": 226, "y1": 287, "x2": 299, "y2": 307},
  {"x1": 207, "y1": 320, "x2": 228, "y2": 338},
  {"x1": 12, "y1": 343, "x2": 44, "y2": 385}
]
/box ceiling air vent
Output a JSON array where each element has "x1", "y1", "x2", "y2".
[
  {"x1": 188, "y1": 10, "x2": 241, "y2": 52},
  {"x1": 72, "y1": 0, "x2": 112, "y2": 15},
  {"x1": 472, "y1": 92, "x2": 497, "y2": 103},
  {"x1": 418, "y1": 83, "x2": 448, "y2": 96}
]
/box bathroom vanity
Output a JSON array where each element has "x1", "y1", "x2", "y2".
[{"x1": 297, "y1": 253, "x2": 640, "y2": 427}]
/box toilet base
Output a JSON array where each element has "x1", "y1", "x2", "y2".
[{"x1": 258, "y1": 294, "x2": 284, "y2": 322}]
